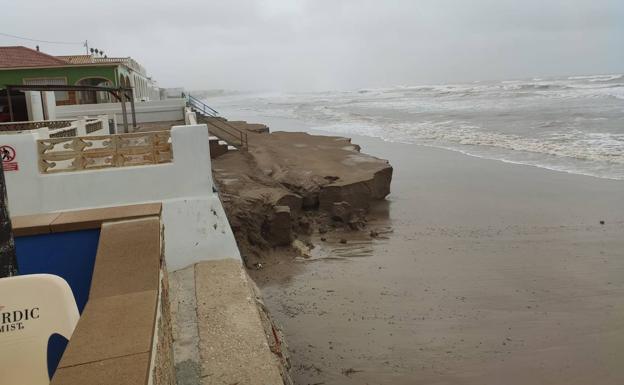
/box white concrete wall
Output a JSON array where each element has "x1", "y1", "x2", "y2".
[
  {"x1": 23, "y1": 92, "x2": 57, "y2": 121},
  {"x1": 148, "y1": 86, "x2": 161, "y2": 102},
  {"x1": 163, "y1": 88, "x2": 184, "y2": 99},
  {"x1": 161, "y1": 197, "x2": 240, "y2": 270},
  {"x1": 25, "y1": 92, "x2": 45, "y2": 121},
  {"x1": 184, "y1": 107, "x2": 197, "y2": 125},
  {"x1": 9, "y1": 116, "x2": 109, "y2": 138},
  {"x1": 55, "y1": 99, "x2": 185, "y2": 125},
  {"x1": 2, "y1": 124, "x2": 240, "y2": 270},
  {"x1": 44, "y1": 92, "x2": 57, "y2": 120}
]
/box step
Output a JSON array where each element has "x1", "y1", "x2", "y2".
[
  {"x1": 198, "y1": 117, "x2": 244, "y2": 146},
  {"x1": 209, "y1": 140, "x2": 229, "y2": 159}
]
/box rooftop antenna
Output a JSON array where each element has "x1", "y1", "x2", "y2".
[{"x1": 84, "y1": 40, "x2": 89, "y2": 55}]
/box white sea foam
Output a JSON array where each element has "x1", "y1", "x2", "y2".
[
  {"x1": 568, "y1": 74, "x2": 623, "y2": 82},
  {"x1": 207, "y1": 74, "x2": 624, "y2": 180}
]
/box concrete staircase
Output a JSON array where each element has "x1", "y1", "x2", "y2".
[
  {"x1": 187, "y1": 95, "x2": 248, "y2": 151},
  {"x1": 196, "y1": 115, "x2": 247, "y2": 149},
  {"x1": 209, "y1": 136, "x2": 229, "y2": 159},
  {"x1": 202, "y1": 116, "x2": 274, "y2": 159},
  {"x1": 186, "y1": 95, "x2": 270, "y2": 159}
]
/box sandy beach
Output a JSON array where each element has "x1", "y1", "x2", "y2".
[
  {"x1": 3, "y1": 3, "x2": 621, "y2": 384},
  {"x1": 240, "y1": 117, "x2": 624, "y2": 385}
]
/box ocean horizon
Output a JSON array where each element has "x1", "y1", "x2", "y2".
[{"x1": 206, "y1": 73, "x2": 624, "y2": 181}]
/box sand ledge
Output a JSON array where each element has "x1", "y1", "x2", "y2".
[{"x1": 212, "y1": 130, "x2": 393, "y2": 265}]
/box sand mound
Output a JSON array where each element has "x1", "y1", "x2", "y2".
[{"x1": 212, "y1": 131, "x2": 392, "y2": 265}]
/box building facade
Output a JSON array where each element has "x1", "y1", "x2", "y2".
[{"x1": 0, "y1": 46, "x2": 160, "y2": 106}]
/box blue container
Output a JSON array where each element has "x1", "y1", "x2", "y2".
[
  {"x1": 14, "y1": 229, "x2": 101, "y2": 378},
  {"x1": 14, "y1": 229, "x2": 100, "y2": 313}
]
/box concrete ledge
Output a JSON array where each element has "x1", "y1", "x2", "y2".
[
  {"x1": 152, "y1": 268, "x2": 176, "y2": 385},
  {"x1": 52, "y1": 353, "x2": 151, "y2": 385},
  {"x1": 11, "y1": 212, "x2": 60, "y2": 236},
  {"x1": 194, "y1": 259, "x2": 284, "y2": 385},
  {"x1": 89, "y1": 217, "x2": 161, "y2": 299},
  {"x1": 50, "y1": 203, "x2": 162, "y2": 233},
  {"x1": 170, "y1": 260, "x2": 287, "y2": 385},
  {"x1": 57, "y1": 290, "x2": 158, "y2": 368},
  {"x1": 169, "y1": 265, "x2": 202, "y2": 385},
  {"x1": 11, "y1": 203, "x2": 162, "y2": 235},
  {"x1": 50, "y1": 212, "x2": 173, "y2": 385}
]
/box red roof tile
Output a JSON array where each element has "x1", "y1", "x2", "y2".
[
  {"x1": 58, "y1": 55, "x2": 95, "y2": 64},
  {"x1": 0, "y1": 46, "x2": 68, "y2": 69}
]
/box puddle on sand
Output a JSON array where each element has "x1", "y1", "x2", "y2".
[{"x1": 295, "y1": 226, "x2": 394, "y2": 262}]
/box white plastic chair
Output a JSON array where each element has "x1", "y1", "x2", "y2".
[{"x1": 0, "y1": 274, "x2": 79, "y2": 385}]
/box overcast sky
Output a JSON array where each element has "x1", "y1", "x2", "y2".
[{"x1": 3, "y1": 0, "x2": 623, "y2": 91}]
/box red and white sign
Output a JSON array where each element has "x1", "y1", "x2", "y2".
[
  {"x1": 0, "y1": 145, "x2": 18, "y2": 172},
  {"x1": 2, "y1": 162, "x2": 18, "y2": 171}
]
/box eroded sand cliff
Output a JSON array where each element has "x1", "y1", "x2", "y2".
[{"x1": 211, "y1": 130, "x2": 393, "y2": 266}]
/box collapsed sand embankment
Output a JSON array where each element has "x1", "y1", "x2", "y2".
[{"x1": 212, "y1": 130, "x2": 392, "y2": 265}]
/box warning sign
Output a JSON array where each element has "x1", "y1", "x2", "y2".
[
  {"x1": 1, "y1": 145, "x2": 15, "y2": 162},
  {"x1": 1, "y1": 145, "x2": 18, "y2": 172},
  {"x1": 2, "y1": 162, "x2": 18, "y2": 172}
]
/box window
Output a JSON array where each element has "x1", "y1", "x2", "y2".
[{"x1": 23, "y1": 77, "x2": 69, "y2": 101}]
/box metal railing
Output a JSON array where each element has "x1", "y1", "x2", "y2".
[
  {"x1": 201, "y1": 117, "x2": 249, "y2": 149},
  {"x1": 186, "y1": 95, "x2": 248, "y2": 149},
  {"x1": 186, "y1": 94, "x2": 219, "y2": 117}
]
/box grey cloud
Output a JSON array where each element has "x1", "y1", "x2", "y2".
[{"x1": 3, "y1": 0, "x2": 623, "y2": 91}]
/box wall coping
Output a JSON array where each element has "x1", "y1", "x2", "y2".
[
  {"x1": 12, "y1": 202, "x2": 162, "y2": 236},
  {"x1": 49, "y1": 214, "x2": 168, "y2": 385}
]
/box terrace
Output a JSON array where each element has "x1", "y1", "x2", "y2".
[{"x1": 1, "y1": 107, "x2": 288, "y2": 384}]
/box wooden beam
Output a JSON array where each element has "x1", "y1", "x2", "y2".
[
  {"x1": 6, "y1": 89, "x2": 14, "y2": 122},
  {"x1": 128, "y1": 89, "x2": 137, "y2": 130},
  {"x1": 119, "y1": 88, "x2": 129, "y2": 133},
  {"x1": 0, "y1": 165, "x2": 17, "y2": 277}
]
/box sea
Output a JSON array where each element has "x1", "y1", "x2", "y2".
[{"x1": 205, "y1": 74, "x2": 624, "y2": 180}]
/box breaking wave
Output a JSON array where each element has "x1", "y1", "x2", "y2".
[{"x1": 207, "y1": 74, "x2": 624, "y2": 180}]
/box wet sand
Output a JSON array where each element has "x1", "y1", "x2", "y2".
[{"x1": 247, "y1": 118, "x2": 624, "y2": 385}]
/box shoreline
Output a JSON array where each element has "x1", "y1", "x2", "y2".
[
  {"x1": 211, "y1": 113, "x2": 624, "y2": 385},
  {"x1": 209, "y1": 110, "x2": 624, "y2": 182}
]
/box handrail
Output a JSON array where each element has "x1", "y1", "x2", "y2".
[
  {"x1": 208, "y1": 124, "x2": 246, "y2": 145},
  {"x1": 201, "y1": 117, "x2": 248, "y2": 150},
  {"x1": 185, "y1": 95, "x2": 248, "y2": 149},
  {"x1": 187, "y1": 95, "x2": 219, "y2": 117}
]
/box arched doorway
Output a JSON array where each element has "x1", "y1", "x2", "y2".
[
  {"x1": 76, "y1": 77, "x2": 113, "y2": 104},
  {"x1": 118, "y1": 75, "x2": 131, "y2": 88}
]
